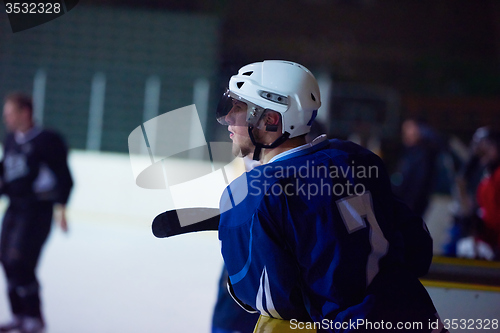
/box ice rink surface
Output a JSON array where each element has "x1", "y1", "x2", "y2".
[
  {"x1": 0, "y1": 216, "x2": 223, "y2": 333},
  {"x1": 0, "y1": 151, "x2": 225, "y2": 332}
]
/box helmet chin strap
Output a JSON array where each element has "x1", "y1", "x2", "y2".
[{"x1": 248, "y1": 126, "x2": 290, "y2": 161}]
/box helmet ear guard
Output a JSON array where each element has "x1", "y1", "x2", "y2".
[
  {"x1": 262, "y1": 109, "x2": 281, "y2": 132},
  {"x1": 265, "y1": 124, "x2": 278, "y2": 132},
  {"x1": 247, "y1": 109, "x2": 288, "y2": 160}
]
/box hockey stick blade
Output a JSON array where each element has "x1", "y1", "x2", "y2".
[{"x1": 152, "y1": 207, "x2": 220, "y2": 238}]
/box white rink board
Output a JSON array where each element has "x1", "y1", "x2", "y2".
[{"x1": 427, "y1": 287, "x2": 500, "y2": 333}]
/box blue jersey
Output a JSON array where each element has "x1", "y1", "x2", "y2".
[{"x1": 219, "y1": 139, "x2": 440, "y2": 332}]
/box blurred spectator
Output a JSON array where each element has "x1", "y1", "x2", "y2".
[
  {"x1": 443, "y1": 127, "x2": 490, "y2": 257},
  {"x1": 474, "y1": 130, "x2": 500, "y2": 259},
  {"x1": 391, "y1": 118, "x2": 442, "y2": 217}
]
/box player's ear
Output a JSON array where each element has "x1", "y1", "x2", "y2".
[{"x1": 264, "y1": 111, "x2": 281, "y2": 132}]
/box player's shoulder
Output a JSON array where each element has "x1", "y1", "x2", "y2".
[
  {"x1": 322, "y1": 138, "x2": 385, "y2": 165},
  {"x1": 326, "y1": 138, "x2": 376, "y2": 156},
  {"x1": 36, "y1": 128, "x2": 68, "y2": 146},
  {"x1": 219, "y1": 168, "x2": 277, "y2": 227},
  {"x1": 38, "y1": 128, "x2": 64, "y2": 140}
]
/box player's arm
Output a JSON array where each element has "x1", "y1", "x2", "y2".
[
  {"x1": 47, "y1": 133, "x2": 73, "y2": 203},
  {"x1": 374, "y1": 150, "x2": 433, "y2": 277},
  {"x1": 44, "y1": 132, "x2": 74, "y2": 231},
  {"x1": 393, "y1": 196, "x2": 433, "y2": 277},
  {"x1": 54, "y1": 203, "x2": 68, "y2": 232}
]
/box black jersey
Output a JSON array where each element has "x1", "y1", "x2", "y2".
[{"x1": 0, "y1": 127, "x2": 73, "y2": 204}]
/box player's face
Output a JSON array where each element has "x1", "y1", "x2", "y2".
[
  {"x1": 225, "y1": 100, "x2": 254, "y2": 157},
  {"x1": 3, "y1": 101, "x2": 24, "y2": 132}
]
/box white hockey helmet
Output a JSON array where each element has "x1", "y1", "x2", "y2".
[{"x1": 217, "y1": 60, "x2": 321, "y2": 138}]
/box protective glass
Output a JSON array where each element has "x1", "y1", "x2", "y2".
[{"x1": 216, "y1": 89, "x2": 266, "y2": 127}]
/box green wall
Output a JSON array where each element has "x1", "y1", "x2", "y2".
[{"x1": 0, "y1": 5, "x2": 219, "y2": 152}]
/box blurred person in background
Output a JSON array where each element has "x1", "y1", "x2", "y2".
[
  {"x1": 0, "y1": 93, "x2": 73, "y2": 333},
  {"x1": 443, "y1": 127, "x2": 490, "y2": 257},
  {"x1": 474, "y1": 130, "x2": 500, "y2": 260},
  {"x1": 391, "y1": 118, "x2": 442, "y2": 217}
]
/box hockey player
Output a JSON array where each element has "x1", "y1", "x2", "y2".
[
  {"x1": 216, "y1": 61, "x2": 447, "y2": 332},
  {"x1": 0, "y1": 93, "x2": 73, "y2": 333}
]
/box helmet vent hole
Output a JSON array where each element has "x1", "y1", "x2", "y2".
[
  {"x1": 290, "y1": 125, "x2": 295, "y2": 130},
  {"x1": 237, "y1": 82, "x2": 244, "y2": 89},
  {"x1": 242, "y1": 71, "x2": 253, "y2": 76},
  {"x1": 259, "y1": 91, "x2": 288, "y2": 105},
  {"x1": 311, "y1": 93, "x2": 316, "y2": 102}
]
